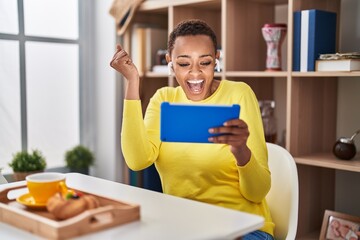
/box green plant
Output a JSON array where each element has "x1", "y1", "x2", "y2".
[
  {"x1": 65, "y1": 145, "x2": 94, "y2": 169},
  {"x1": 9, "y1": 150, "x2": 47, "y2": 172}
]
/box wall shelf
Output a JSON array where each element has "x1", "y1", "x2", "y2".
[
  {"x1": 292, "y1": 71, "x2": 360, "y2": 77},
  {"x1": 226, "y1": 71, "x2": 288, "y2": 77},
  {"x1": 296, "y1": 153, "x2": 360, "y2": 172},
  {"x1": 121, "y1": 0, "x2": 359, "y2": 238}
]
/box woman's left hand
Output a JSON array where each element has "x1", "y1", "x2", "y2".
[{"x1": 208, "y1": 118, "x2": 251, "y2": 166}]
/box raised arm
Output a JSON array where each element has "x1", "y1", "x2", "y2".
[{"x1": 110, "y1": 44, "x2": 140, "y2": 100}]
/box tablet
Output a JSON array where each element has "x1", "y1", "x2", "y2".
[{"x1": 160, "y1": 102, "x2": 241, "y2": 143}]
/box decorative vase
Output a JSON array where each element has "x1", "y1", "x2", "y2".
[{"x1": 261, "y1": 23, "x2": 287, "y2": 71}]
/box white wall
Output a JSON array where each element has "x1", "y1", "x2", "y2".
[
  {"x1": 92, "y1": 0, "x2": 123, "y2": 182},
  {"x1": 335, "y1": 0, "x2": 360, "y2": 216}
]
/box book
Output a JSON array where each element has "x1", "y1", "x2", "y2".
[
  {"x1": 131, "y1": 25, "x2": 147, "y2": 74},
  {"x1": 298, "y1": 9, "x2": 337, "y2": 72},
  {"x1": 152, "y1": 65, "x2": 168, "y2": 73},
  {"x1": 292, "y1": 11, "x2": 302, "y2": 71},
  {"x1": 131, "y1": 25, "x2": 168, "y2": 74},
  {"x1": 300, "y1": 10, "x2": 309, "y2": 72},
  {"x1": 145, "y1": 27, "x2": 168, "y2": 71},
  {"x1": 315, "y1": 59, "x2": 360, "y2": 72},
  {"x1": 319, "y1": 52, "x2": 360, "y2": 60},
  {"x1": 142, "y1": 164, "x2": 162, "y2": 192}
]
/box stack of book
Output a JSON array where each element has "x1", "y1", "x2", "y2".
[
  {"x1": 130, "y1": 24, "x2": 168, "y2": 74},
  {"x1": 315, "y1": 52, "x2": 360, "y2": 72},
  {"x1": 293, "y1": 9, "x2": 337, "y2": 72}
]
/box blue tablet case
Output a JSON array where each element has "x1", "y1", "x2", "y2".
[{"x1": 160, "y1": 102, "x2": 241, "y2": 143}]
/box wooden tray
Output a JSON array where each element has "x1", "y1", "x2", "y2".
[{"x1": 0, "y1": 183, "x2": 140, "y2": 239}]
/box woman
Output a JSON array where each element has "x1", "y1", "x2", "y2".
[{"x1": 110, "y1": 19, "x2": 274, "y2": 239}]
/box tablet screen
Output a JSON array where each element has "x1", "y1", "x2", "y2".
[{"x1": 160, "y1": 102, "x2": 241, "y2": 143}]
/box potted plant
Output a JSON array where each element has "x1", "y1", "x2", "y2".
[
  {"x1": 65, "y1": 145, "x2": 94, "y2": 175},
  {"x1": 9, "y1": 150, "x2": 47, "y2": 181}
]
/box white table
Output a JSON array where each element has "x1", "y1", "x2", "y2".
[{"x1": 0, "y1": 173, "x2": 264, "y2": 239}]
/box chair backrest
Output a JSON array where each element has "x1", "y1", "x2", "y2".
[{"x1": 266, "y1": 143, "x2": 299, "y2": 240}]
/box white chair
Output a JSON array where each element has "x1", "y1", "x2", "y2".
[{"x1": 266, "y1": 143, "x2": 299, "y2": 240}]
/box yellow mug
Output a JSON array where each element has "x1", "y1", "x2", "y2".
[{"x1": 26, "y1": 172, "x2": 67, "y2": 204}]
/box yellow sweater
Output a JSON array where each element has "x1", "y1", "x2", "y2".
[{"x1": 121, "y1": 80, "x2": 274, "y2": 236}]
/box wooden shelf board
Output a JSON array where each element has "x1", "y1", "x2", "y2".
[
  {"x1": 250, "y1": 0, "x2": 288, "y2": 4},
  {"x1": 140, "y1": 0, "x2": 288, "y2": 10},
  {"x1": 144, "y1": 71, "x2": 360, "y2": 78},
  {"x1": 140, "y1": 0, "x2": 220, "y2": 11},
  {"x1": 139, "y1": 1, "x2": 169, "y2": 12},
  {"x1": 144, "y1": 71, "x2": 223, "y2": 78},
  {"x1": 226, "y1": 71, "x2": 287, "y2": 77},
  {"x1": 292, "y1": 71, "x2": 360, "y2": 77},
  {"x1": 145, "y1": 71, "x2": 168, "y2": 78},
  {"x1": 214, "y1": 72, "x2": 222, "y2": 78},
  {"x1": 295, "y1": 152, "x2": 360, "y2": 172}
]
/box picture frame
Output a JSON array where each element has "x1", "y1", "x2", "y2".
[{"x1": 320, "y1": 210, "x2": 360, "y2": 240}]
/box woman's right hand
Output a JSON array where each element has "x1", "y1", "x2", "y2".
[{"x1": 110, "y1": 44, "x2": 139, "y2": 82}]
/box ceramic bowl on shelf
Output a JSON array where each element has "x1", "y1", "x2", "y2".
[{"x1": 333, "y1": 129, "x2": 359, "y2": 160}]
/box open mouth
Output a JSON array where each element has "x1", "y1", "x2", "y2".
[{"x1": 186, "y1": 79, "x2": 204, "y2": 94}]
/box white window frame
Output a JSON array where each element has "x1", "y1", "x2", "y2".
[{"x1": 0, "y1": 0, "x2": 95, "y2": 172}]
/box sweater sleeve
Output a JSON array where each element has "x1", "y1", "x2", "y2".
[
  {"x1": 237, "y1": 85, "x2": 271, "y2": 203},
  {"x1": 121, "y1": 99, "x2": 161, "y2": 170}
]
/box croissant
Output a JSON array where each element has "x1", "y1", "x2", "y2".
[{"x1": 46, "y1": 192, "x2": 100, "y2": 220}]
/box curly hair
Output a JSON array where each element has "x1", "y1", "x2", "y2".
[{"x1": 167, "y1": 19, "x2": 218, "y2": 56}]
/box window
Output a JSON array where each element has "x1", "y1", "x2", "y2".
[{"x1": 0, "y1": 0, "x2": 89, "y2": 172}]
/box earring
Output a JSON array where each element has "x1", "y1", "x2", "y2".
[
  {"x1": 168, "y1": 62, "x2": 173, "y2": 76},
  {"x1": 215, "y1": 59, "x2": 221, "y2": 72}
]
